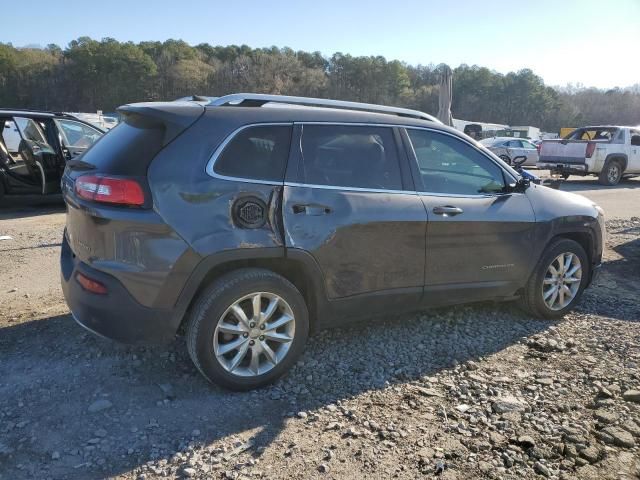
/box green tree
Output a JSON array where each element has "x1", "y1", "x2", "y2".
[{"x1": 0, "y1": 37, "x2": 638, "y2": 132}]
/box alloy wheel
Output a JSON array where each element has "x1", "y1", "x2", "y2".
[
  {"x1": 542, "y1": 252, "x2": 582, "y2": 310},
  {"x1": 608, "y1": 164, "x2": 620, "y2": 184},
  {"x1": 213, "y1": 292, "x2": 295, "y2": 376}
]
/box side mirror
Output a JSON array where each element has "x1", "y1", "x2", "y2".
[
  {"x1": 631, "y1": 135, "x2": 640, "y2": 146},
  {"x1": 506, "y1": 177, "x2": 530, "y2": 193}
]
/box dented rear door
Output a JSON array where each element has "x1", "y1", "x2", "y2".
[{"x1": 282, "y1": 123, "x2": 427, "y2": 299}]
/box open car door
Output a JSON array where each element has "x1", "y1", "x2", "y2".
[{"x1": 14, "y1": 117, "x2": 59, "y2": 194}]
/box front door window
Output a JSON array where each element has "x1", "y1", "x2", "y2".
[
  {"x1": 407, "y1": 129, "x2": 506, "y2": 195},
  {"x1": 54, "y1": 119, "x2": 102, "y2": 157}
]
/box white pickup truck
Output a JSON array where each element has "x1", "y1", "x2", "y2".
[{"x1": 538, "y1": 126, "x2": 640, "y2": 185}]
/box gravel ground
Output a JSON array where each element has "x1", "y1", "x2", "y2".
[{"x1": 0, "y1": 204, "x2": 639, "y2": 480}]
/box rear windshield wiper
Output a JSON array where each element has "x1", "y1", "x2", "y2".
[{"x1": 66, "y1": 159, "x2": 96, "y2": 171}]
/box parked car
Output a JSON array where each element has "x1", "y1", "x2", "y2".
[
  {"x1": 480, "y1": 136, "x2": 539, "y2": 167},
  {"x1": 538, "y1": 126, "x2": 640, "y2": 185},
  {"x1": 61, "y1": 94, "x2": 605, "y2": 390},
  {"x1": 0, "y1": 110, "x2": 104, "y2": 202}
]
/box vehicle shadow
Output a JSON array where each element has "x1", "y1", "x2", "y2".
[
  {"x1": 0, "y1": 303, "x2": 555, "y2": 480},
  {"x1": 0, "y1": 195, "x2": 65, "y2": 220},
  {"x1": 579, "y1": 231, "x2": 640, "y2": 321},
  {"x1": 562, "y1": 177, "x2": 640, "y2": 192}
]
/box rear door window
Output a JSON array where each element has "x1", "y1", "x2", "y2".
[
  {"x1": 213, "y1": 125, "x2": 292, "y2": 182},
  {"x1": 300, "y1": 124, "x2": 402, "y2": 190},
  {"x1": 14, "y1": 117, "x2": 48, "y2": 144},
  {"x1": 55, "y1": 119, "x2": 102, "y2": 149}
]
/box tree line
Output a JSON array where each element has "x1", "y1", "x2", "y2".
[{"x1": 1, "y1": 37, "x2": 639, "y2": 132}]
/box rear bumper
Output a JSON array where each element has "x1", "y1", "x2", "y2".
[
  {"x1": 538, "y1": 163, "x2": 589, "y2": 175},
  {"x1": 61, "y1": 235, "x2": 177, "y2": 344}
]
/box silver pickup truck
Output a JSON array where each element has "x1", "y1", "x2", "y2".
[{"x1": 538, "y1": 126, "x2": 640, "y2": 185}]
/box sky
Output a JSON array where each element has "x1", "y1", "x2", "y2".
[{"x1": 4, "y1": 0, "x2": 639, "y2": 89}]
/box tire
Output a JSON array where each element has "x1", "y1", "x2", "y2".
[
  {"x1": 186, "y1": 268, "x2": 309, "y2": 391},
  {"x1": 598, "y1": 159, "x2": 623, "y2": 186},
  {"x1": 519, "y1": 238, "x2": 589, "y2": 319},
  {"x1": 561, "y1": 173, "x2": 570, "y2": 180}
]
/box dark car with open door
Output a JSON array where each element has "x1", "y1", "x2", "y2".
[{"x1": 0, "y1": 110, "x2": 104, "y2": 203}]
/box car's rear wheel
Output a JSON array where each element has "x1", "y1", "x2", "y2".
[
  {"x1": 520, "y1": 238, "x2": 589, "y2": 319},
  {"x1": 599, "y1": 160, "x2": 622, "y2": 186},
  {"x1": 186, "y1": 268, "x2": 309, "y2": 391}
]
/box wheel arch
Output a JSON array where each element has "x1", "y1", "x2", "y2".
[
  {"x1": 604, "y1": 153, "x2": 628, "y2": 172},
  {"x1": 172, "y1": 248, "x2": 327, "y2": 334},
  {"x1": 525, "y1": 223, "x2": 598, "y2": 289},
  {"x1": 551, "y1": 231, "x2": 593, "y2": 265}
]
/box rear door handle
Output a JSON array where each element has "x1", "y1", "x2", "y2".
[
  {"x1": 433, "y1": 205, "x2": 463, "y2": 216},
  {"x1": 292, "y1": 204, "x2": 332, "y2": 216}
]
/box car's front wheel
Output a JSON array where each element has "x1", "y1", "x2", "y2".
[
  {"x1": 520, "y1": 238, "x2": 589, "y2": 319},
  {"x1": 186, "y1": 269, "x2": 309, "y2": 391}
]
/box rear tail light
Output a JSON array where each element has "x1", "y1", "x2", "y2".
[
  {"x1": 536, "y1": 143, "x2": 541, "y2": 154},
  {"x1": 75, "y1": 175, "x2": 145, "y2": 206},
  {"x1": 585, "y1": 142, "x2": 596, "y2": 158},
  {"x1": 75, "y1": 272, "x2": 108, "y2": 295}
]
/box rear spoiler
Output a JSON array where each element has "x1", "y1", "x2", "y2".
[{"x1": 117, "y1": 101, "x2": 205, "y2": 146}]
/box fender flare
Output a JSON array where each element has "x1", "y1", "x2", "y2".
[
  {"x1": 603, "y1": 153, "x2": 628, "y2": 173},
  {"x1": 169, "y1": 247, "x2": 283, "y2": 329},
  {"x1": 169, "y1": 247, "x2": 329, "y2": 332},
  {"x1": 528, "y1": 219, "x2": 600, "y2": 281}
]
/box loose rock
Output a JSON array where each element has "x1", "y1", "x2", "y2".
[
  {"x1": 87, "y1": 399, "x2": 113, "y2": 413},
  {"x1": 601, "y1": 427, "x2": 635, "y2": 448},
  {"x1": 622, "y1": 390, "x2": 640, "y2": 403}
]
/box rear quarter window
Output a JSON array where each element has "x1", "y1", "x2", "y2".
[{"x1": 213, "y1": 125, "x2": 292, "y2": 182}]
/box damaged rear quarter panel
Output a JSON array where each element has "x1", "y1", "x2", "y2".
[{"x1": 147, "y1": 114, "x2": 285, "y2": 260}]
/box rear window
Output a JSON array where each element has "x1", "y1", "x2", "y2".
[
  {"x1": 565, "y1": 127, "x2": 618, "y2": 141},
  {"x1": 213, "y1": 125, "x2": 292, "y2": 182},
  {"x1": 81, "y1": 122, "x2": 164, "y2": 175}
]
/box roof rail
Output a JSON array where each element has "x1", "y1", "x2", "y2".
[{"x1": 208, "y1": 93, "x2": 440, "y2": 123}]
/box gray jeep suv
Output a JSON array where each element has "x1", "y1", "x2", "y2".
[{"x1": 61, "y1": 94, "x2": 605, "y2": 390}]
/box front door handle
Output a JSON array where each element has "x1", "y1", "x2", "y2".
[
  {"x1": 433, "y1": 205, "x2": 463, "y2": 216},
  {"x1": 292, "y1": 204, "x2": 332, "y2": 216}
]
